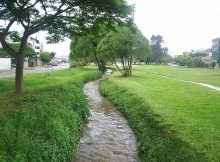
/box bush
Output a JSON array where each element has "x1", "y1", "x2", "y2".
[{"x1": 40, "y1": 52, "x2": 53, "y2": 63}]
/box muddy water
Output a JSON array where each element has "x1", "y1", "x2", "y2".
[{"x1": 72, "y1": 79, "x2": 138, "y2": 162}]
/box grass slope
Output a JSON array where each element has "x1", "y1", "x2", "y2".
[
  {"x1": 0, "y1": 68, "x2": 101, "y2": 161},
  {"x1": 100, "y1": 65, "x2": 220, "y2": 161}
]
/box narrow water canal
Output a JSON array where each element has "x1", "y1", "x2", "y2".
[{"x1": 72, "y1": 79, "x2": 138, "y2": 162}]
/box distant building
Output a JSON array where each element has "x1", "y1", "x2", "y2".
[
  {"x1": 182, "y1": 48, "x2": 212, "y2": 65},
  {"x1": 183, "y1": 48, "x2": 211, "y2": 58},
  {"x1": 212, "y1": 37, "x2": 220, "y2": 61},
  {"x1": 27, "y1": 37, "x2": 43, "y2": 55},
  {"x1": 183, "y1": 51, "x2": 191, "y2": 56},
  {"x1": 27, "y1": 37, "x2": 43, "y2": 67}
]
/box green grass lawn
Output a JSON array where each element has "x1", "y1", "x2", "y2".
[
  {"x1": 135, "y1": 65, "x2": 220, "y2": 87},
  {"x1": 0, "y1": 68, "x2": 101, "y2": 161},
  {"x1": 100, "y1": 65, "x2": 220, "y2": 162}
]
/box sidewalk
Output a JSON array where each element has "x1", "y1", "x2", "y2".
[{"x1": 0, "y1": 63, "x2": 70, "y2": 79}]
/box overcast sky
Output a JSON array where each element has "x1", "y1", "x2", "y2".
[
  {"x1": 49, "y1": 0, "x2": 220, "y2": 56},
  {"x1": 2, "y1": 0, "x2": 220, "y2": 56},
  {"x1": 133, "y1": 0, "x2": 220, "y2": 55}
]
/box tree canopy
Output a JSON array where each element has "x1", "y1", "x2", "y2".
[
  {"x1": 70, "y1": 23, "x2": 117, "y2": 72},
  {"x1": 148, "y1": 35, "x2": 168, "y2": 64},
  {"x1": 175, "y1": 55, "x2": 206, "y2": 68},
  {"x1": 0, "y1": 0, "x2": 132, "y2": 93},
  {"x1": 97, "y1": 26, "x2": 150, "y2": 76}
]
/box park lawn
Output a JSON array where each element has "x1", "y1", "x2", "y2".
[
  {"x1": 100, "y1": 65, "x2": 220, "y2": 161},
  {"x1": 0, "y1": 68, "x2": 101, "y2": 161},
  {"x1": 134, "y1": 65, "x2": 220, "y2": 87}
]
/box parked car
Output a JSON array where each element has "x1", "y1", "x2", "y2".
[
  {"x1": 50, "y1": 62, "x2": 58, "y2": 66},
  {"x1": 11, "y1": 63, "x2": 16, "y2": 68}
]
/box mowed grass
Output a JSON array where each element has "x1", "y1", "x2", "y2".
[
  {"x1": 100, "y1": 65, "x2": 220, "y2": 161},
  {"x1": 0, "y1": 68, "x2": 101, "y2": 161},
  {"x1": 135, "y1": 65, "x2": 220, "y2": 87}
]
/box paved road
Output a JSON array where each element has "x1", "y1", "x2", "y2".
[{"x1": 0, "y1": 63, "x2": 70, "y2": 78}]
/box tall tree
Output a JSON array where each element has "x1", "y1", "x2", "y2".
[
  {"x1": 0, "y1": 0, "x2": 131, "y2": 93},
  {"x1": 149, "y1": 35, "x2": 166, "y2": 64},
  {"x1": 97, "y1": 26, "x2": 150, "y2": 76}
]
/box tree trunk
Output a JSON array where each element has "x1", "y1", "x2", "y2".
[
  {"x1": 121, "y1": 57, "x2": 127, "y2": 76},
  {"x1": 93, "y1": 52, "x2": 106, "y2": 73},
  {"x1": 218, "y1": 54, "x2": 220, "y2": 68},
  {"x1": 129, "y1": 57, "x2": 132, "y2": 75},
  {"x1": 15, "y1": 54, "x2": 24, "y2": 93}
]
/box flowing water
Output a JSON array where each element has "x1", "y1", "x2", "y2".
[{"x1": 72, "y1": 78, "x2": 138, "y2": 162}]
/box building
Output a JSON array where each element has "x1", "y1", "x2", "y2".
[
  {"x1": 27, "y1": 36, "x2": 43, "y2": 55},
  {"x1": 182, "y1": 48, "x2": 212, "y2": 65},
  {"x1": 0, "y1": 35, "x2": 44, "y2": 67},
  {"x1": 27, "y1": 37, "x2": 43, "y2": 67},
  {"x1": 212, "y1": 37, "x2": 220, "y2": 61},
  {"x1": 183, "y1": 48, "x2": 212, "y2": 58}
]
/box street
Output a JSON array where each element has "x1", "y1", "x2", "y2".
[{"x1": 0, "y1": 63, "x2": 70, "y2": 78}]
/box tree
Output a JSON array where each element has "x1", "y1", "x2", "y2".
[
  {"x1": 0, "y1": 0, "x2": 131, "y2": 93},
  {"x1": 218, "y1": 56, "x2": 220, "y2": 68},
  {"x1": 70, "y1": 23, "x2": 114, "y2": 73},
  {"x1": 175, "y1": 55, "x2": 191, "y2": 67},
  {"x1": 149, "y1": 35, "x2": 167, "y2": 63},
  {"x1": 40, "y1": 52, "x2": 54, "y2": 63},
  {"x1": 97, "y1": 26, "x2": 150, "y2": 76},
  {"x1": 0, "y1": 43, "x2": 36, "y2": 58},
  {"x1": 70, "y1": 36, "x2": 95, "y2": 67},
  {"x1": 161, "y1": 54, "x2": 173, "y2": 64},
  {"x1": 211, "y1": 61, "x2": 217, "y2": 69}
]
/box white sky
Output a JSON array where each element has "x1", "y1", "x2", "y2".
[
  {"x1": 1, "y1": 0, "x2": 220, "y2": 56},
  {"x1": 132, "y1": 0, "x2": 220, "y2": 55}
]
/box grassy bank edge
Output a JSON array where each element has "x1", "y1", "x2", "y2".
[
  {"x1": 0, "y1": 68, "x2": 102, "y2": 161},
  {"x1": 99, "y1": 78, "x2": 209, "y2": 162}
]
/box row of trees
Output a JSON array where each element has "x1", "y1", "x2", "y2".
[
  {"x1": 70, "y1": 24, "x2": 151, "y2": 76},
  {"x1": 175, "y1": 55, "x2": 218, "y2": 69},
  {"x1": 175, "y1": 55, "x2": 207, "y2": 68},
  {"x1": 70, "y1": 32, "x2": 174, "y2": 76},
  {"x1": 0, "y1": 0, "x2": 132, "y2": 93}
]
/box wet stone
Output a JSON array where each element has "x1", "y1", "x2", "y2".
[{"x1": 72, "y1": 80, "x2": 139, "y2": 162}]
